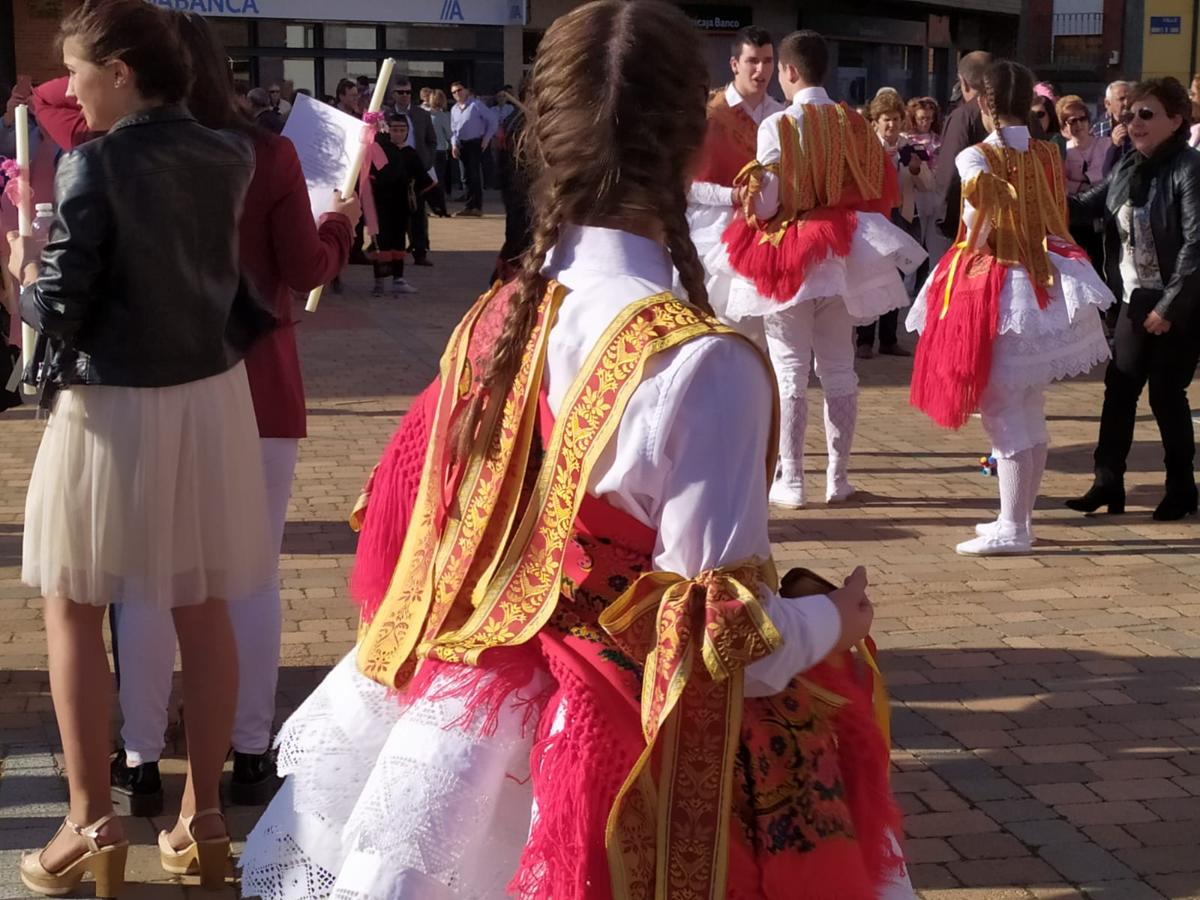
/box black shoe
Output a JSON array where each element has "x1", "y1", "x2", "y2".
[
  {"x1": 413, "y1": 254, "x2": 433, "y2": 267},
  {"x1": 110, "y1": 749, "x2": 164, "y2": 817},
  {"x1": 878, "y1": 343, "x2": 912, "y2": 357},
  {"x1": 229, "y1": 750, "x2": 280, "y2": 806},
  {"x1": 1065, "y1": 483, "x2": 1126, "y2": 515},
  {"x1": 1152, "y1": 491, "x2": 1199, "y2": 521}
]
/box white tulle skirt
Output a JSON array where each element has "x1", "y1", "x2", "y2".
[
  {"x1": 906, "y1": 250, "x2": 1116, "y2": 389},
  {"x1": 22, "y1": 362, "x2": 273, "y2": 608},
  {"x1": 704, "y1": 211, "x2": 927, "y2": 323}
]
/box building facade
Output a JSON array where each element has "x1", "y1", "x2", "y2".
[
  {"x1": 1020, "y1": 0, "x2": 1199, "y2": 106},
  {"x1": 3, "y1": 0, "x2": 1019, "y2": 108}
]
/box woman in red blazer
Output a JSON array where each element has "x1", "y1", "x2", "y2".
[{"x1": 34, "y1": 14, "x2": 361, "y2": 816}]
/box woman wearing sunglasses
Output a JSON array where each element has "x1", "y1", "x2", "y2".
[
  {"x1": 1068, "y1": 77, "x2": 1200, "y2": 521},
  {"x1": 1058, "y1": 95, "x2": 1109, "y2": 271},
  {"x1": 1031, "y1": 95, "x2": 1065, "y2": 157}
]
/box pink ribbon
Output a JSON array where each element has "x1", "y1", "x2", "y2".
[
  {"x1": 362, "y1": 110, "x2": 386, "y2": 125},
  {"x1": 0, "y1": 158, "x2": 21, "y2": 207},
  {"x1": 358, "y1": 137, "x2": 388, "y2": 239}
]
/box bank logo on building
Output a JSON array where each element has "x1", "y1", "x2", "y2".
[{"x1": 440, "y1": 0, "x2": 465, "y2": 20}]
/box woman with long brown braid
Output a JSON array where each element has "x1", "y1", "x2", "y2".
[{"x1": 239, "y1": 2, "x2": 912, "y2": 898}]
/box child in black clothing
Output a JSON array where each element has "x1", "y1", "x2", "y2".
[{"x1": 368, "y1": 114, "x2": 433, "y2": 296}]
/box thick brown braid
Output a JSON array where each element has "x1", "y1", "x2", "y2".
[
  {"x1": 452, "y1": 0, "x2": 710, "y2": 459},
  {"x1": 982, "y1": 60, "x2": 1035, "y2": 176},
  {"x1": 664, "y1": 186, "x2": 711, "y2": 312}
]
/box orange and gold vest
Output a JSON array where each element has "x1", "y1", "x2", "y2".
[
  {"x1": 735, "y1": 102, "x2": 897, "y2": 227},
  {"x1": 955, "y1": 139, "x2": 1076, "y2": 302},
  {"x1": 693, "y1": 89, "x2": 763, "y2": 189}
]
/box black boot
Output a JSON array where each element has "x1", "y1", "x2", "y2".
[
  {"x1": 1065, "y1": 482, "x2": 1126, "y2": 515},
  {"x1": 110, "y1": 748, "x2": 164, "y2": 817},
  {"x1": 1153, "y1": 490, "x2": 1199, "y2": 521},
  {"x1": 229, "y1": 750, "x2": 279, "y2": 806}
]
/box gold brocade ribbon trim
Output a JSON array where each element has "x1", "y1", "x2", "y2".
[
  {"x1": 357, "y1": 280, "x2": 566, "y2": 687},
  {"x1": 426, "y1": 297, "x2": 750, "y2": 664},
  {"x1": 598, "y1": 563, "x2": 782, "y2": 900}
]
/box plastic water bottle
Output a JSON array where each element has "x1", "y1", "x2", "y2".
[{"x1": 30, "y1": 202, "x2": 54, "y2": 250}]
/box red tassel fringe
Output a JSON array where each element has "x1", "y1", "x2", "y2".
[
  {"x1": 401, "y1": 646, "x2": 552, "y2": 740},
  {"x1": 509, "y1": 649, "x2": 640, "y2": 900},
  {"x1": 809, "y1": 658, "x2": 906, "y2": 890},
  {"x1": 722, "y1": 208, "x2": 858, "y2": 302},
  {"x1": 349, "y1": 379, "x2": 441, "y2": 622},
  {"x1": 909, "y1": 252, "x2": 1004, "y2": 430}
]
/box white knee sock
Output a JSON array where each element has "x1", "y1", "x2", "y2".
[
  {"x1": 824, "y1": 392, "x2": 858, "y2": 501},
  {"x1": 997, "y1": 449, "x2": 1035, "y2": 533},
  {"x1": 1028, "y1": 443, "x2": 1047, "y2": 525},
  {"x1": 772, "y1": 394, "x2": 808, "y2": 505}
]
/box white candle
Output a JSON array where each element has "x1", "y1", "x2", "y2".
[
  {"x1": 14, "y1": 104, "x2": 31, "y2": 236},
  {"x1": 305, "y1": 58, "x2": 397, "y2": 313},
  {"x1": 14, "y1": 104, "x2": 36, "y2": 395}
]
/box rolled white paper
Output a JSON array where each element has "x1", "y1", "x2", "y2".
[
  {"x1": 305, "y1": 57, "x2": 397, "y2": 313},
  {"x1": 15, "y1": 104, "x2": 36, "y2": 395}
]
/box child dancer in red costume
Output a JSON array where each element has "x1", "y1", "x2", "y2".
[
  {"x1": 242, "y1": 5, "x2": 913, "y2": 899},
  {"x1": 907, "y1": 60, "x2": 1114, "y2": 555}
]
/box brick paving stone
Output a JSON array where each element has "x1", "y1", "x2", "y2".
[
  {"x1": 949, "y1": 833, "x2": 1031, "y2": 860},
  {"x1": 1036, "y1": 842, "x2": 1135, "y2": 882},
  {"x1": 4, "y1": 211, "x2": 1200, "y2": 897},
  {"x1": 1007, "y1": 820, "x2": 1088, "y2": 847},
  {"x1": 948, "y1": 857, "x2": 1063, "y2": 887}
]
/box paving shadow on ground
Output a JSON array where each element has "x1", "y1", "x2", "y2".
[
  {"x1": 882, "y1": 646, "x2": 1200, "y2": 897},
  {"x1": 279, "y1": 521, "x2": 357, "y2": 557},
  {"x1": 0, "y1": 523, "x2": 21, "y2": 568}
]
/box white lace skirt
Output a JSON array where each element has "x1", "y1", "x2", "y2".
[
  {"x1": 240, "y1": 651, "x2": 546, "y2": 900},
  {"x1": 241, "y1": 650, "x2": 920, "y2": 900},
  {"x1": 906, "y1": 252, "x2": 1115, "y2": 389},
  {"x1": 22, "y1": 362, "x2": 273, "y2": 608},
  {"x1": 705, "y1": 211, "x2": 927, "y2": 322}
]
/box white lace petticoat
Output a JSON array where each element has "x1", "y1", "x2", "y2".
[
  {"x1": 906, "y1": 252, "x2": 1115, "y2": 389},
  {"x1": 704, "y1": 211, "x2": 928, "y2": 322},
  {"x1": 239, "y1": 651, "x2": 547, "y2": 900},
  {"x1": 240, "y1": 649, "x2": 921, "y2": 900}
]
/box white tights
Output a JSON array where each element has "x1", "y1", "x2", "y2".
[{"x1": 116, "y1": 438, "x2": 299, "y2": 763}]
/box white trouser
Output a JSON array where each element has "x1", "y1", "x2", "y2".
[
  {"x1": 763, "y1": 296, "x2": 858, "y2": 460},
  {"x1": 117, "y1": 437, "x2": 299, "y2": 764},
  {"x1": 978, "y1": 382, "x2": 1049, "y2": 458}
]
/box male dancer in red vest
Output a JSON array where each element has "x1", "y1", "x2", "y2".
[{"x1": 687, "y1": 26, "x2": 783, "y2": 346}]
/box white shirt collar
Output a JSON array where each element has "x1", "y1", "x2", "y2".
[
  {"x1": 724, "y1": 83, "x2": 782, "y2": 124},
  {"x1": 985, "y1": 125, "x2": 1031, "y2": 151},
  {"x1": 790, "y1": 86, "x2": 832, "y2": 108},
  {"x1": 545, "y1": 225, "x2": 673, "y2": 291}
]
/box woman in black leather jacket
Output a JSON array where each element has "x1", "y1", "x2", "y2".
[
  {"x1": 1067, "y1": 77, "x2": 1200, "y2": 522},
  {"x1": 6, "y1": 3, "x2": 272, "y2": 894}
]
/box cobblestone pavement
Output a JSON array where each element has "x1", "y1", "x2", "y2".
[{"x1": 1, "y1": 207, "x2": 1198, "y2": 899}]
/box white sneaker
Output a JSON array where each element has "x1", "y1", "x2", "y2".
[
  {"x1": 975, "y1": 519, "x2": 1038, "y2": 543},
  {"x1": 826, "y1": 478, "x2": 857, "y2": 503},
  {"x1": 956, "y1": 525, "x2": 1033, "y2": 556},
  {"x1": 392, "y1": 278, "x2": 418, "y2": 295},
  {"x1": 769, "y1": 480, "x2": 806, "y2": 509}
]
